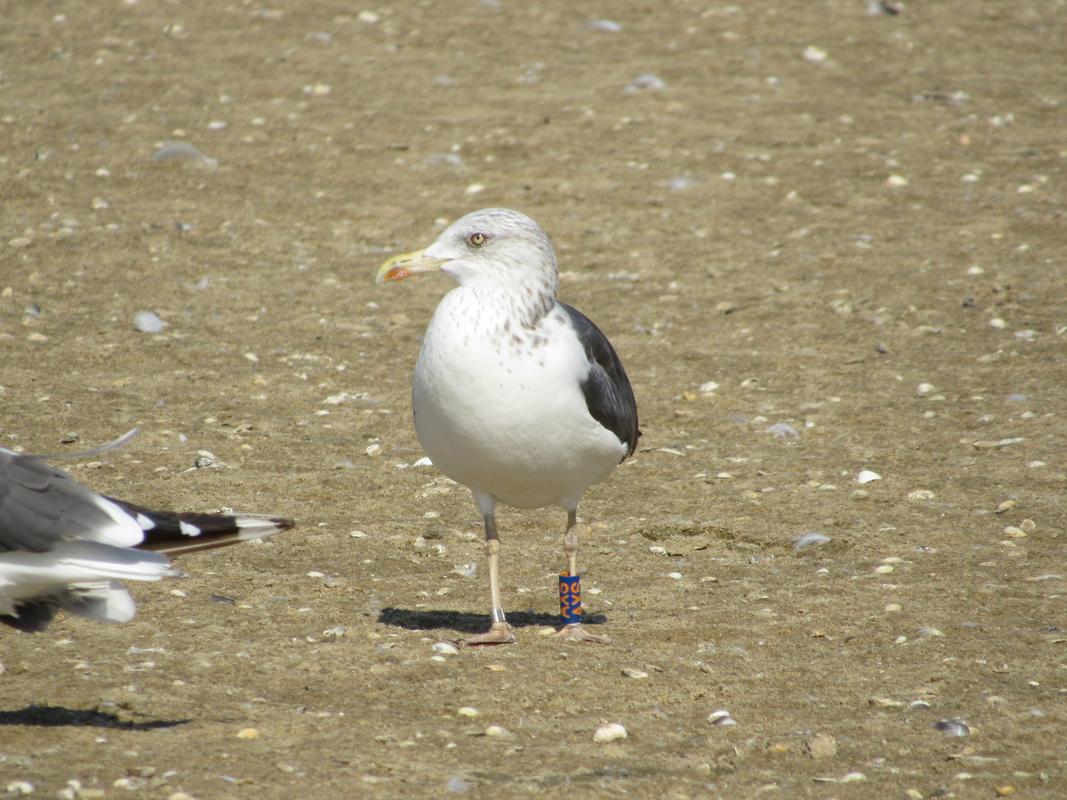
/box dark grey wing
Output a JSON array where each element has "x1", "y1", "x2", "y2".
[
  {"x1": 0, "y1": 449, "x2": 126, "y2": 553},
  {"x1": 558, "y1": 302, "x2": 640, "y2": 460},
  {"x1": 0, "y1": 598, "x2": 60, "y2": 632}
]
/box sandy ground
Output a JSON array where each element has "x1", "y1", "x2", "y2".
[{"x1": 2, "y1": 0, "x2": 1066, "y2": 797}]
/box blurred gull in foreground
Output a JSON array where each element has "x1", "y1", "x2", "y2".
[{"x1": 0, "y1": 437, "x2": 294, "y2": 632}]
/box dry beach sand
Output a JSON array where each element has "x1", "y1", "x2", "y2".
[{"x1": 2, "y1": 1, "x2": 1066, "y2": 797}]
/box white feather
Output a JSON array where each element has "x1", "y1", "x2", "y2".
[
  {"x1": 0, "y1": 540, "x2": 172, "y2": 611},
  {"x1": 85, "y1": 495, "x2": 148, "y2": 548},
  {"x1": 414, "y1": 292, "x2": 625, "y2": 510},
  {"x1": 66, "y1": 581, "x2": 138, "y2": 623}
]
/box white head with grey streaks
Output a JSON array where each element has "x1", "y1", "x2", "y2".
[{"x1": 423, "y1": 208, "x2": 560, "y2": 324}]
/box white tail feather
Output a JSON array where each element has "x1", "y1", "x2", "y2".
[
  {"x1": 234, "y1": 516, "x2": 290, "y2": 539},
  {"x1": 87, "y1": 495, "x2": 148, "y2": 548},
  {"x1": 0, "y1": 541, "x2": 172, "y2": 605},
  {"x1": 65, "y1": 581, "x2": 137, "y2": 623}
]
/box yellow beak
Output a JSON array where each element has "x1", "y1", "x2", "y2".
[{"x1": 374, "y1": 249, "x2": 446, "y2": 285}]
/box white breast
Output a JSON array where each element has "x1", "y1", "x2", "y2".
[{"x1": 412, "y1": 288, "x2": 626, "y2": 510}]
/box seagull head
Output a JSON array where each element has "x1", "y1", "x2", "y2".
[{"x1": 376, "y1": 208, "x2": 560, "y2": 299}]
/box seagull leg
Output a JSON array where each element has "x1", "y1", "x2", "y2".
[
  {"x1": 553, "y1": 509, "x2": 610, "y2": 644},
  {"x1": 463, "y1": 508, "x2": 516, "y2": 646}
]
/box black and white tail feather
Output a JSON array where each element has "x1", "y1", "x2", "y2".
[{"x1": 0, "y1": 447, "x2": 293, "y2": 633}]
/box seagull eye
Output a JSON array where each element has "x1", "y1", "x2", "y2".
[{"x1": 468, "y1": 232, "x2": 487, "y2": 247}]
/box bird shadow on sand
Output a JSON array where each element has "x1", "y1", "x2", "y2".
[
  {"x1": 378, "y1": 607, "x2": 607, "y2": 634},
  {"x1": 0, "y1": 704, "x2": 188, "y2": 730}
]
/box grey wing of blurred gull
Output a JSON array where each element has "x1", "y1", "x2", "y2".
[{"x1": 0, "y1": 446, "x2": 294, "y2": 633}]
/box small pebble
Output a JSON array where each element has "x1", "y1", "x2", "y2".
[
  {"x1": 6, "y1": 782, "x2": 34, "y2": 796},
  {"x1": 593, "y1": 722, "x2": 628, "y2": 743},
  {"x1": 236, "y1": 728, "x2": 259, "y2": 740},
  {"x1": 624, "y1": 74, "x2": 666, "y2": 94},
  {"x1": 432, "y1": 642, "x2": 459, "y2": 656},
  {"x1": 934, "y1": 719, "x2": 970, "y2": 736},
  {"x1": 803, "y1": 45, "x2": 828, "y2": 62},
  {"x1": 887, "y1": 174, "x2": 909, "y2": 187},
  {"x1": 621, "y1": 668, "x2": 648, "y2": 679},
  {"x1": 806, "y1": 733, "x2": 838, "y2": 758},
  {"x1": 875, "y1": 564, "x2": 894, "y2": 574},
  {"x1": 586, "y1": 19, "x2": 621, "y2": 32},
  {"x1": 856, "y1": 469, "x2": 882, "y2": 484},
  {"x1": 446, "y1": 775, "x2": 473, "y2": 794},
  {"x1": 794, "y1": 532, "x2": 831, "y2": 550},
  {"x1": 973, "y1": 437, "x2": 1024, "y2": 449},
  {"x1": 151, "y1": 141, "x2": 217, "y2": 169},
  {"x1": 707, "y1": 709, "x2": 736, "y2": 726},
  {"x1": 766, "y1": 422, "x2": 799, "y2": 439},
  {"x1": 484, "y1": 725, "x2": 510, "y2": 738},
  {"x1": 133, "y1": 310, "x2": 165, "y2": 333},
  {"x1": 908, "y1": 489, "x2": 936, "y2": 501},
  {"x1": 457, "y1": 707, "x2": 479, "y2": 718}
]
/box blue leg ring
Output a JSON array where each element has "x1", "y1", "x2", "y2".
[{"x1": 559, "y1": 572, "x2": 582, "y2": 624}]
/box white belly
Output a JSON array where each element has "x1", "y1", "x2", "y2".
[{"x1": 412, "y1": 290, "x2": 626, "y2": 510}]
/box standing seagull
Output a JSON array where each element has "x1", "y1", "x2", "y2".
[
  {"x1": 0, "y1": 446, "x2": 294, "y2": 632},
  {"x1": 377, "y1": 208, "x2": 638, "y2": 645}
]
